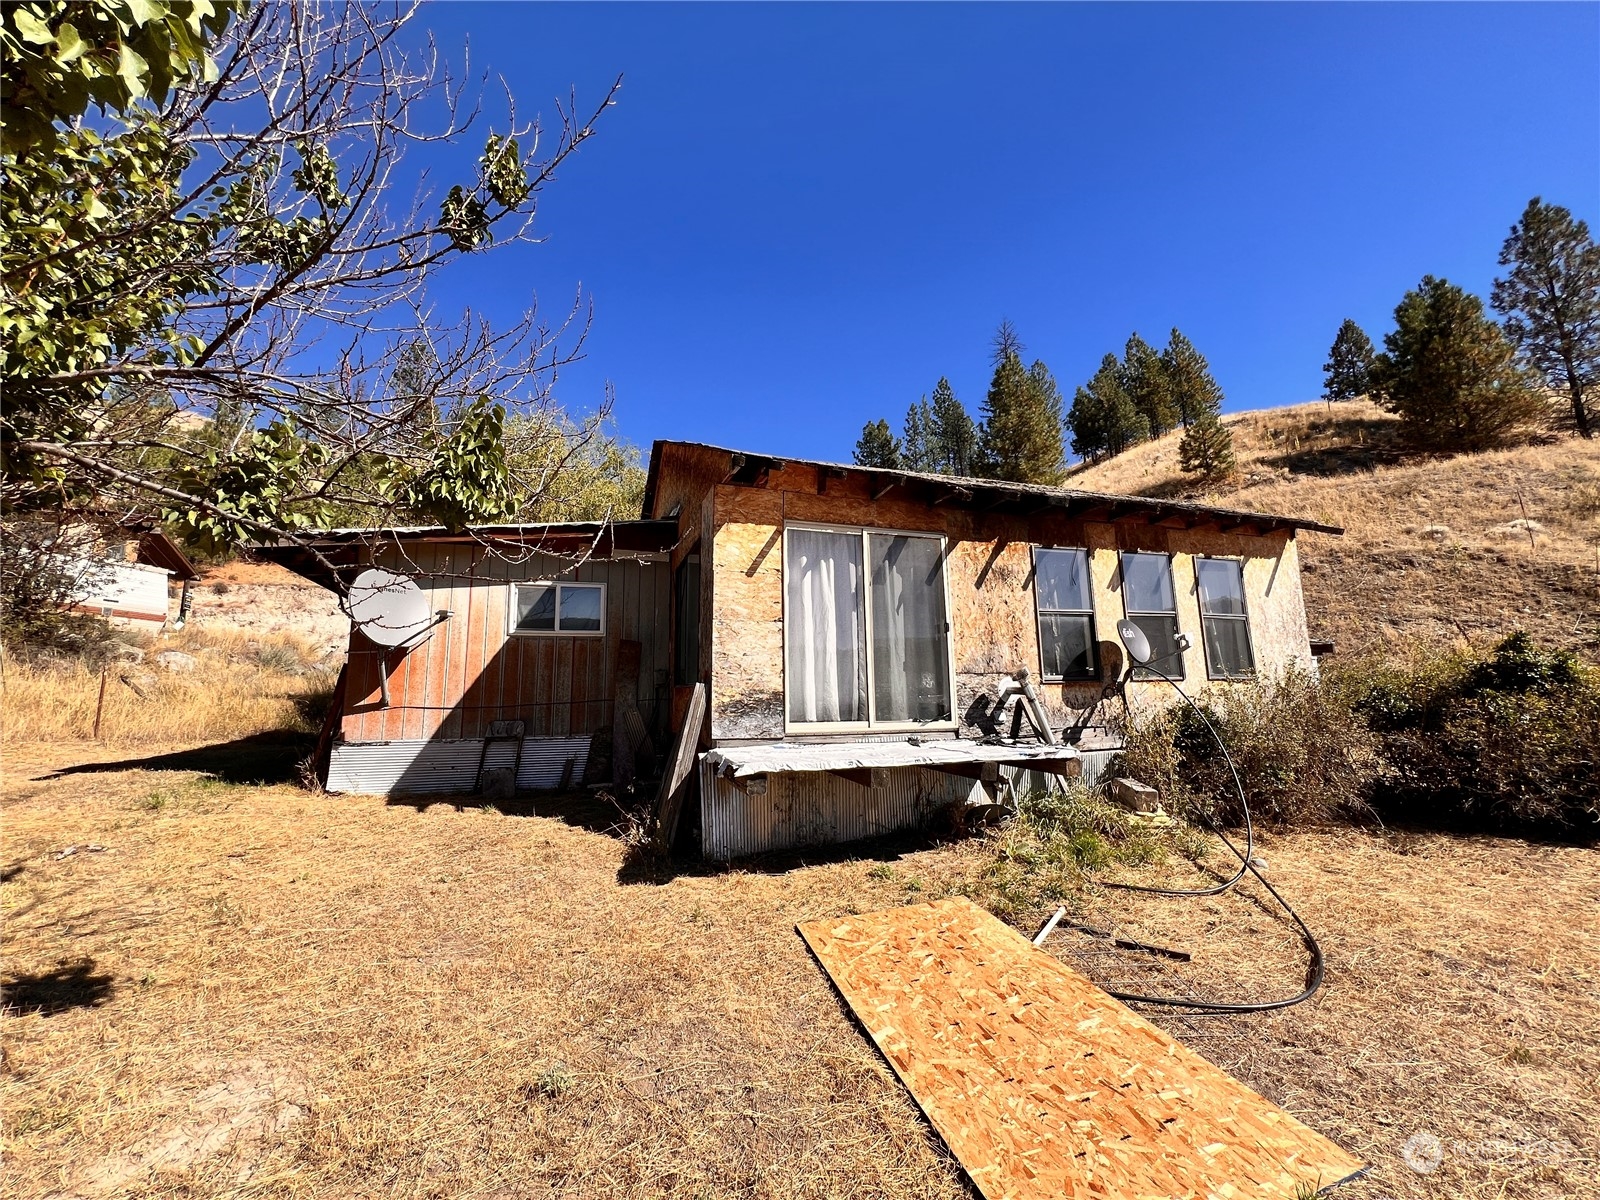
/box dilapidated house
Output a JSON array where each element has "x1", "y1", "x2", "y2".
[{"x1": 260, "y1": 440, "x2": 1340, "y2": 858}]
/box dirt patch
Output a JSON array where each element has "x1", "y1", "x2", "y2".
[{"x1": 48, "y1": 1061, "x2": 307, "y2": 1199}]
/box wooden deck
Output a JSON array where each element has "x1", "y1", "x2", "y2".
[{"x1": 798, "y1": 897, "x2": 1364, "y2": 1200}]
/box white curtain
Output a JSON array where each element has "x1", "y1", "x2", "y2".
[
  {"x1": 785, "y1": 529, "x2": 865, "y2": 723},
  {"x1": 869, "y1": 535, "x2": 951, "y2": 723}
]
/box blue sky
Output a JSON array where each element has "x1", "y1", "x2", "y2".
[{"x1": 409, "y1": 2, "x2": 1599, "y2": 463}]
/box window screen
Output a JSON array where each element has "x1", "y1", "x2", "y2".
[
  {"x1": 511, "y1": 581, "x2": 605, "y2": 636},
  {"x1": 1197, "y1": 558, "x2": 1255, "y2": 678},
  {"x1": 1033, "y1": 547, "x2": 1098, "y2": 681},
  {"x1": 1120, "y1": 551, "x2": 1182, "y2": 680}
]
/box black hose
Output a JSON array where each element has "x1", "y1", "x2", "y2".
[{"x1": 1074, "y1": 651, "x2": 1327, "y2": 1014}]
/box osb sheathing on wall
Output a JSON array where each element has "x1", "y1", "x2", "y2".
[{"x1": 707, "y1": 469, "x2": 1314, "y2": 742}]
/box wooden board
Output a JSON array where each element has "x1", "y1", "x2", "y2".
[
  {"x1": 798, "y1": 897, "x2": 1363, "y2": 1200},
  {"x1": 650, "y1": 681, "x2": 706, "y2": 850}
]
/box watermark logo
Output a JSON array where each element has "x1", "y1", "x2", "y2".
[{"x1": 1402, "y1": 1132, "x2": 1444, "y2": 1174}]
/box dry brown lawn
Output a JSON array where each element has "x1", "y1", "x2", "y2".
[
  {"x1": 4, "y1": 739, "x2": 1597, "y2": 1199},
  {"x1": 1068, "y1": 401, "x2": 1600, "y2": 660}
]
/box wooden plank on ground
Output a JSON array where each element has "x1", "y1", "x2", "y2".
[
  {"x1": 798, "y1": 897, "x2": 1364, "y2": 1200},
  {"x1": 650, "y1": 681, "x2": 705, "y2": 851}
]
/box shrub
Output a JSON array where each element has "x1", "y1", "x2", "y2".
[
  {"x1": 1116, "y1": 663, "x2": 1373, "y2": 828},
  {"x1": 1351, "y1": 633, "x2": 1599, "y2": 838}
]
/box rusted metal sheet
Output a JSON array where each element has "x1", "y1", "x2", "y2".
[
  {"x1": 339, "y1": 546, "x2": 670, "y2": 748},
  {"x1": 327, "y1": 736, "x2": 592, "y2": 796}
]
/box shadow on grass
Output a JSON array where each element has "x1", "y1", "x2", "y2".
[
  {"x1": 3, "y1": 960, "x2": 116, "y2": 1016},
  {"x1": 33, "y1": 731, "x2": 316, "y2": 787},
  {"x1": 617, "y1": 823, "x2": 960, "y2": 887},
  {"x1": 385, "y1": 786, "x2": 650, "y2": 840}
]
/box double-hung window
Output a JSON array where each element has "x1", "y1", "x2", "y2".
[
  {"x1": 509, "y1": 580, "x2": 605, "y2": 636},
  {"x1": 1033, "y1": 547, "x2": 1098, "y2": 682},
  {"x1": 1120, "y1": 552, "x2": 1182, "y2": 679},
  {"x1": 784, "y1": 525, "x2": 953, "y2": 729},
  {"x1": 1197, "y1": 558, "x2": 1256, "y2": 679}
]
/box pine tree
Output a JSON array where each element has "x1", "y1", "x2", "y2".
[
  {"x1": 1369, "y1": 276, "x2": 1544, "y2": 452},
  {"x1": 1492, "y1": 197, "x2": 1600, "y2": 438},
  {"x1": 1068, "y1": 354, "x2": 1149, "y2": 462},
  {"x1": 1161, "y1": 329, "x2": 1224, "y2": 428},
  {"x1": 1178, "y1": 412, "x2": 1235, "y2": 480},
  {"x1": 901, "y1": 398, "x2": 935, "y2": 471},
  {"x1": 1120, "y1": 333, "x2": 1178, "y2": 436},
  {"x1": 975, "y1": 332, "x2": 1065, "y2": 484},
  {"x1": 928, "y1": 377, "x2": 978, "y2": 475},
  {"x1": 853, "y1": 418, "x2": 903, "y2": 468},
  {"x1": 1321, "y1": 319, "x2": 1377, "y2": 405}
]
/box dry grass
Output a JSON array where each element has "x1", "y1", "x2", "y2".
[
  {"x1": 1, "y1": 628, "x2": 336, "y2": 746},
  {"x1": 4, "y1": 740, "x2": 1596, "y2": 1199},
  {"x1": 1069, "y1": 400, "x2": 1600, "y2": 659}
]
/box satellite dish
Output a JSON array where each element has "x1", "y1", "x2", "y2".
[
  {"x1": 1116, "y1": 618, "x2": 1152, "y2": 666},
  {"x1": 347, "y1": 568, "x2": 433, "y2": 648}
]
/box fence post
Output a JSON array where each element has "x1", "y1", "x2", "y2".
[{"x1": 92, "y1": 663, "x2": 109, "y2": 741}]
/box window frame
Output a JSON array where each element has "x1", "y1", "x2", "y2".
[
  {"x1": 1120, "y1": 551, "x2": 1185, "y2": 681},
  {"x1": 1195, "y1": 555, "x2": 1257, "y2": 681},
  {"x1": 1031, "y1": 546, "x2": 1100, "y2": 683},
  {"x1": 506, "y1": 579, "x2": 607, "y2": 638},
  {"x1": 781, "y1": 521, "x2": 958, "y2": 735}
]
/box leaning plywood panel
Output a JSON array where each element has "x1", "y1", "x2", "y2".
[{"x1": 798, "y1": 897, "x2": 1363, "y2": 1200}]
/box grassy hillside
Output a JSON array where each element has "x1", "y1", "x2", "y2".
[{"x1": 1067, "y1": 400, "x2": 1600, "y2": 660}]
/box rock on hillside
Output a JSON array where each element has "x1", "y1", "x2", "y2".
[
  {"x1": 191, "y1": 560, "x2": 346, "y2": 653},
  {"x1": 1068, "y1": 400, "x2": 1600, "y2": 660}
]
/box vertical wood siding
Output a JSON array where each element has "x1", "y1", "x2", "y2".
[{"x1": 340, "y1": 546, "x2": 670, "y2": 744}]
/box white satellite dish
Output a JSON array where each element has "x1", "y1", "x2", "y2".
[{"x1": 347, "y1": 568, "x2": 435, "y2": 648}]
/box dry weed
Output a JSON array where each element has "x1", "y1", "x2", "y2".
[
  {"x1": 1, "y1": 628, "x2": 336, "y2": 745},
  {"x1": 3, "y1": 742, "x2": 1595, "y2": 1199}
]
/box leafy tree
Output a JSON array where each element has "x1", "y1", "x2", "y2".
[
  {"x1": 1369, "y1": 276, "x2": 1545, "y2": 452},
  {"x1": 928, "y1": 376, "x2": 977, "y2": 475},
  {"x1": 1, "y1": 3, "x2": 623, "y2": 582},
  {"x1": 1321, "y1": 319, "x2": 1376, "y2": 404},
  {"x1": 901, "y1": 397, "x2": 935, "y2": 471},
  {"x1": 1492, "y1": 197, "x2": 1600, "y2": 439},
  {"x1": 1120, "y1": 333, "x2": 1177, "y2": 436},
  {"x1": 1160, "y1": 329, "x2": 1224, "y2": 428},
  {"x1": 1178, "y1": 412, "x2": 1235, "y2": 480},
  {"x1": 1, "y1": 1, "x2": 241, "y2": 153},
  {"x1": 976, "y1": 324, "x2": 1065, "y2": 484},
  {"x1": 1067, "y1": 354, "x2": 1149, "y2": 463},
  {"x1": 853, "y1": 418, "x2": 903, "y2": 468}
]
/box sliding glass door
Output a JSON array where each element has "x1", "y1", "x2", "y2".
[{"x1": 785, "y1": 525, "x2": 953, "y2": 730}]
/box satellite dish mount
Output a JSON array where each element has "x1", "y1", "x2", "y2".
[{"x1": 346, "y1": 568, "x2": 450, "y2": 706}]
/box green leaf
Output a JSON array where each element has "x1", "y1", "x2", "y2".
[{"x1": 11, "y1": 9, "x2": 56, "y2": 45}]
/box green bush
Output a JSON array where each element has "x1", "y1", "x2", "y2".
[
  {"x1": 1116, "y1": 663, "x2": 1374, "y2": 828},
  {"x1": 1352, "y1": 633, "x2": 1599, "y2": 838}
]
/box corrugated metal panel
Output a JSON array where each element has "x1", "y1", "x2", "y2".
[
  {"x1": 327, "y1": 736, "x2": 592, "y2": 796},
  {"x1": 697, "y1": 743, "x2": 1127, "y2": 859},
  {"x1": 699, "y1": 757, "x2": 986, "y2": 860}
]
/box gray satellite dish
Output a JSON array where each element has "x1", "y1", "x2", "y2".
[
  {"x1": 347, "y1": 568, "x2": 434, "y2": 648},
  {"x1": 1116, "y1": 618, "x2": 1152, "y2": 666}
]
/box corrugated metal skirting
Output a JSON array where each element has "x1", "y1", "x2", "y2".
[
  {"x1": 698, "y1": 745, "x2": 1126, "y2": 860},
  {"x1": 698, "y1": 759, "x2": 987, "y2": 860},
  {"x1": 327, "y1": 736, "x2": 591, "y2": 796}
]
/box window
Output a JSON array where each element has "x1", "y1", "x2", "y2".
[
  {"x1": 673, "y1": 555, "x2": 701, "y2": 686},
  {"x1": 1120, "y1": 552, "x2": 1183, "y2": 680},
  {"x1": 1197, "y1": 558, "x2": 1256, "y2": 679},
  {"x1": 509, "y1": 580, "x2": 605, "y2": 636},
  {"x1": 784, "y1": 525, "x2": 953, "y2": 728},
  {"x1": 1033, "y1": 547, "x2": 1098, "y2": 682}
]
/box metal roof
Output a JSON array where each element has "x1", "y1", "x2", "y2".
[
  {"x1": 642, "y1": 440, "x2": 1344, "y2": 536},
  {"x1": 250, "y1": 519, "x2": 679, "y2": 591}
]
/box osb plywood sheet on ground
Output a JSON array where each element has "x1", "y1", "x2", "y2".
[{"x1": 798, "y1": 897, "x2": 1364, "y2": 1200}]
